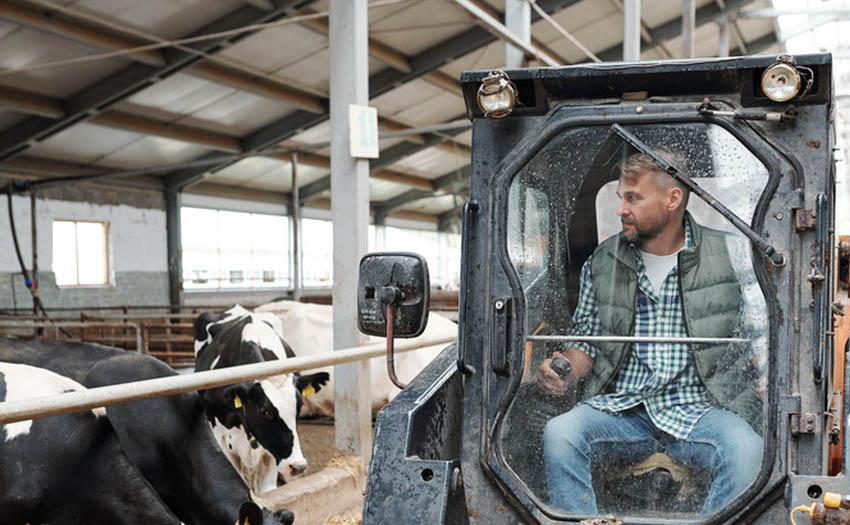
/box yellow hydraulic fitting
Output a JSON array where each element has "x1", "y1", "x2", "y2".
[{"x1": 791, "y1": 492, "x2": 850, "y2": 524}]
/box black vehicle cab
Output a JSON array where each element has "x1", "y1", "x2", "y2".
[{"x1": 360, "y1": 54, "x2": 843, "y2": 525}]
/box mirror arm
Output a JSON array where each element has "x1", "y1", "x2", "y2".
[{"x1": 382, "y1": 289, "x2": 407, "y2": 389}]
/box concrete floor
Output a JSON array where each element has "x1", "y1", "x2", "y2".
[{"x1": 299, "y1": 420, "x2": 338, "y2": 474}]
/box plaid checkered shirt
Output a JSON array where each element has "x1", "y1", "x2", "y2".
[{"x1": 572, "y1": 222, "x2": 713, "y2": 439}]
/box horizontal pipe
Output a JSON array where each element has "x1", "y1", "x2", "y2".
[
  {"x1": 0, "y1": 336, "x2": 455, "y2": 425},
  {"x1": 527, "y1": 335, "x2": 750, "y2": 344}
]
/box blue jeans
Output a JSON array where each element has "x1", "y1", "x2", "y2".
[{"x1": 543, "y1": 403, "x2": 762, "y2": 515}]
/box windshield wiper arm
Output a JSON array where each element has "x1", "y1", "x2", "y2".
[{"x1": 611, "y1": 123, "x2": 785, "y2": 266}]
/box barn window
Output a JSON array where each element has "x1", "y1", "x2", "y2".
[
  {"x1": 301, "y1": 218, "x2": 334, "y2": 287},
  {"x1": 181, "y1": 207, "x2": 290, "y2": 290},
  {"x1": 52, "y1": 220, "x2": 109, "y2": 286}
]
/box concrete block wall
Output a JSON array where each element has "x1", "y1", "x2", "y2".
[{"x1": 0, "y1": 182, "x2": 169, "y2": 312}]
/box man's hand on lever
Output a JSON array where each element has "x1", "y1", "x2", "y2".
[
  {"x1": 538, "y1": 351, "x2": 572, "y2": 395},
  {"x1": 537, "y1": 349, "x2": 593, "y2": 396}
]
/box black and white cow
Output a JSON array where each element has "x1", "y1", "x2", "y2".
[
  {"x1": 0, "y1": 362, "x2": 183, "y2": 525},
  {"x1": 194, "y1": 305, "x2": 329, "y2": 494},
  {"x1": 0, "y1": 338, "x2": 294, "y2": 525}
]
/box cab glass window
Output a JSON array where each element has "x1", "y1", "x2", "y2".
[{"x1": 500, "y1": 122, "x2": 770, "y2": 520}]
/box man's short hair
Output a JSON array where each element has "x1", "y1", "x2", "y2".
[{"x1": 619, "y1": 150, "x2": 690, "y2": 208}]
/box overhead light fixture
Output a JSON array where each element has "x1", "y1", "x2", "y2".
[
  {"x1": 761, "y1": 55, "x2": 803, "y2": 103},
  {"x1": 477, "y1": 70, "x2": 517, "y2": 118}
]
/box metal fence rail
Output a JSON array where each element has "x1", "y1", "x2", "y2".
[
  {"x1": 0, "y1": 336, "x2": 455, "y2": 425},
  {"x1": 0, "y1": 316, "x2": 196, "y2": 367},
  {"x1": 0, "y1": 321, "x2": 144, "y2": 350}
]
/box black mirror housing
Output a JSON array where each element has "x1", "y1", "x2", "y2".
[{"x1": 357, "y1": 252, "x2": 430, "y2": 338}]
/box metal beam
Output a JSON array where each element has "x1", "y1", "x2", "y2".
[
  {"x1": 452, "y1": 0, "x2": 560, "y2": 66},
  {"x1": 438, "y1": 206, "x2": 464, "y2": 232},
  {"x1": 462, "y1": 0, "x2": 567, "y2": 65},
  {"x1": 1, "y1": 82, "x2": 468, "y2": 176},
  {"x1": 290, "y1": 152, "x2": 302, "y2": 301},
  {"x1": 718, "y1": 16, "x2": 730, "y2": 58},
  {"x1": 595, "y1": 0, "x2": 751, "y2": 61},
  {"x1": 682, "y1": 0, "x2": 696, "y2": 58},
  {"x1": 0, "y1": 85, "x2": 64, "y2": 119},
  {"x1": 623, "y1": 0, "x2": 641, "y2": 61},
  {"x1": 373, "y1": 166, "x2": 473, "y2": 219},
  {"x1": 330, "y1": 0, "x2": 371, "y2": 461},
  {"x1": 371, "y1": 170, "x2": 436, "y2": 190},
  {"x1": 165, "y1": 189, "x2": 182, "y2": 309},
  {"x1": 296, "y1": 122, "x2": 467, "y2": 203},
  {"x1": 162, "y1": 0, "x2": 579, "y2": 188},
  {"x1": 730, "y1": 31, "x2": 777, "y2": 56},
  {"x1": 0, "y1": 1, "x2": 165, "y2": 66},
  {"x1": 505, "y1": 0, "x2": 532, "y2": 67},
  {"x1": 608, "y1": 0, "x2": 672, "y2": 59},
  {"x1": 90, "y1": 112, "x2": 241, "y2": 153},
  {"x1": 298, "y1": 167, "x2": 436, "y2": 205},
  {"x1": 4, "y1": 0, "x2": 464, "y2": 149},
  {"x1": 731, "y1": 19, "x2": 748, "y2": 55},
  {"x1": 3, "y1": 0, "x2": 330, "y2": 113},
  {"x1": 297, "y1": 7, "x2": 411, "y2": 73},
  {"x1": 373, "y1": 189, "x2": 433, "y2": 220},
  {"x1": 370, "y1": 124, "x2": 467, "y2": 171},
  {"x1": 190, "y1": 62, "x2": 328, "y2": 113},
  {"x1": 297, "y1": 177, "x2": 331, "y2": 204},
  {"x1": 240, "y1": 0, "x2": 276, "y2": 10},
  {"x1": 738, "y1": 8, "x2": 850, "y2": 18},
  {"x1": 0, "y1": 1, "x2": 310, "y2": 161},
  {"x1": 434, "y1": 165, "x2": 471, "y2": 192}
]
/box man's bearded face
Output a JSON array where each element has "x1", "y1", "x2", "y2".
[{"x1": 616, "y1": 171, "x2": 672, "y2": 247}]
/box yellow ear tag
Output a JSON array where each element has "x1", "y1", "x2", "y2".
[
  {"x1": 234, "y1": 395, "x2": 243, "y2": 409},
  {"x1": 302, "y1": 384, "x2": 316, "y2": 398},
  {"x1": 243, "y1": 518, "x2": 250, "y2": 525}
]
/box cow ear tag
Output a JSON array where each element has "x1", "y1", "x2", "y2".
[
  {"x1": 243, "y1": 518, "x2": 250, "y2": 525},
  {"x1": 234, "y1": 395, "x2": 243, "y2": 409},
  {"x1": 302, "y1": 384, "x2": 316, "y2": 398}
]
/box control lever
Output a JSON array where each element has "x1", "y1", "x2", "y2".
[{"x1": 551, "y1": 356, "x2": 572, "y2": 378}]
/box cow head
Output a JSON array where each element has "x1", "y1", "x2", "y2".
[{"x1": 195, "y1": 306, "x2": 326, "y2": 488}]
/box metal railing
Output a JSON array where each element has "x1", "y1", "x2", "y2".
[
  {"x1": 0, "y1": 315, "x2": 198, "y2": 367},
  {"x1": 0, "y1": 335, "x2": 455, "y2": 425}
]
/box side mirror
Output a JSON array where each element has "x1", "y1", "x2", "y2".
[{"x1": 358, "y1": 252, "x2": 430, "y2": 338}]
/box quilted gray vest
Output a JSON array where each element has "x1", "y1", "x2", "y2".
[{"x1": 582, "y1": 213, "x2": 762, "y2": 428}]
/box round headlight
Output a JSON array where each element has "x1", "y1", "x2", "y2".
[
  {"x1": 477, "y1": 70, "x2": 517, "y2": 118},
  {"x1": 761, "y1": 57, "x2": 801, "y2": 103}
]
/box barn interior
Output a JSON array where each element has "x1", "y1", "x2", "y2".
[{"x1": 0, "y1": 0, "x2": 849, "y2": 523}]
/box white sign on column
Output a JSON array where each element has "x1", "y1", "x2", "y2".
[{"x1": 349, "y1": 104, "x2": 379, "y2": 159}]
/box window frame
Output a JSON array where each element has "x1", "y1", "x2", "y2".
[
  {"x1": 481, "y1": 107, "x2": 787, "y2": 524},
  {"x1": 180, "y1": 206, "x2": 292, "y2": 292},
  {"x1": 52, "y1": 218, "x2": 110, "y2": 288}
]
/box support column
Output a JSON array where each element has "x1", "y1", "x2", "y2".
[
  {"x1": 623, "y1": 0, "x2": 641, "y2": 61},
  {"x1": 505, "y1": 0, "x2": 531, "y2": 68},
  {"x1": 682, "y1": 0, "x2": 696, "y2": 58},
  {"x1": 330, "y1": 0, "x2": 372, "y2": 461},
  {"x1": 290, "y1": 152, "x2": 302, "y2": 302},
  {"x1": 165, "y1": 189, "x2": 183, "y2": 311},
  {"x1": 717, "y1": 17, "x2": 730, "y2": 58},
  {"x1": 30, "y1": 191, "x2": 37, "y2": 316}
]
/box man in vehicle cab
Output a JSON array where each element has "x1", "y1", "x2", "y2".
[{"x1": 537, "y1": 151, "x2": 764, "y2": 515}]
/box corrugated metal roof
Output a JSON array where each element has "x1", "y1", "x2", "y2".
[{"x1": 0, "y1": 0, "x2": 783, "y2": 222}]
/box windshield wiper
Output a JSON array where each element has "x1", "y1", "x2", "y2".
[{"x1": 611, "y1": 123, "x2": 785, "y2": 266}]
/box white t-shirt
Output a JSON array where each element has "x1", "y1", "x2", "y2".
[{"x1": 639, "y1": 248, "x2": 682, "y2": 293}]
